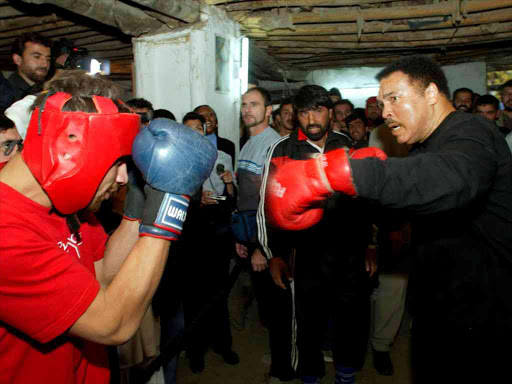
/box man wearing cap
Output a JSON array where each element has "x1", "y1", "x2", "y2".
[
  {"x1": 0, "y1": 71, "x2": 217, "y2": 384},
  {"x1": 366, "y1": 96, "x2": 383, "y2": 129}
]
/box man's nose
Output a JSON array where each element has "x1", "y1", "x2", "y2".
[
  {"x1": 382, "y1": 104, "x2": 391, "y2": 119},
  {"x1": 117, "y1": 163, "x2": 128, "y2": 185}
]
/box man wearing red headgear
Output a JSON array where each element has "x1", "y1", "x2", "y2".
[{"x1": 0, "y1": 71, "x2": 217, "y2": 384}]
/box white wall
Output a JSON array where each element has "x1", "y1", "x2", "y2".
[
  {"x1": 443, "y1": 61, "x2": 487, "y2": 97},
  {"x1": 307, "y1": 61, "x2": 488, "y2": 107},
  {"x1": 307, "y1": 67, "x2": 381, "y2": 108},
  {"x1": 133, "y1": 5, "x2": 242, "y2": 154}
]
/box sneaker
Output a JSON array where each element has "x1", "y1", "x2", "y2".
[
  {"x1": 372, "y1": 349, "x2": 394, "y2": 376},
  {"x1": 322, "y1": 350, "x2": 333, "y2": 363}
]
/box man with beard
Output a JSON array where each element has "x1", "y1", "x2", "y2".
[
  {"x1": 366, "y1": 96, "x2": 384, "y2": 129},
  {"x1": 265, "y1": 56, "x2": 512, "y2": 383},
  {"x1": 277, "y1": 97, "x2": 296, "y2": 137},
  {"x1": 0, "y1": 71, "x2": 217, "y2": 384},
  {"x1": 497, "y1": 80, "x2": 512, "y2": 133},
  {"x1": 8, "y1": 33, "x2": 52, "y2": 102},
  {"x1": 235, "y1": 87, "x2": 289, "y2": 383},
  {"x1": 259, "y1": 85, "x2": 373, "y2": 384},
  {"x1": 452, "y1": 87, "x2": 474, "y2": 113}
]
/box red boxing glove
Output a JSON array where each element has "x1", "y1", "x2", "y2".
[
  {"x1": 265, "y1": 147, "x2": 387, "y2": 231},
  {"x1": 322, "y1": 147, "x2": 387, "y2": 194},
  {"x1": 350, "y1": 147, "x2": 388, "y2": 161},
  {"x1": 265, "y1": 157, "x2": 333, "y2": 231}
]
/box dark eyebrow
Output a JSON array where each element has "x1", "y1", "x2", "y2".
[
  {"x1": 30, "y1": 50, "x2": 51, "y2": 58},
  {"x1": 381, "y1": 91, "x2": 396, "y2": 99}
]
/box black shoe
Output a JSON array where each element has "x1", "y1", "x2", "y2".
[
  {"x1": 373, "y1": 349, "x2": 394, "y2": 376},
  {"x1": 190, "y1": 355, "x2": 205, "y2": 373},
  {"x1": 214, "y1": 348, "x2": 240, "y2": 365}
]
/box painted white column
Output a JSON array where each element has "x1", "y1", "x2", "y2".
[{"x1": 133, "y1": 5, "x2": 243, "y2": 154}]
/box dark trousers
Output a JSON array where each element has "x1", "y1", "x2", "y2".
[
  {"x1": 412, "y1": 320, "x2": 511, "y2": 384},
  {"x1": 294, "y1": 251, "x2": 371, "y2": 378},
  {"x1": 183, "y1": 230, "x2": 233, "y2": 358},
  {"x1": 250, "y1": 266, "x2": 296, "y2": 380},
  {"x1": 294, "y1": 277, "x2": 370, "y2": 378}
]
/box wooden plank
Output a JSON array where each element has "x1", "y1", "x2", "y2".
[
  {"x1": 19, "y1": 0, "x2": 167, "y2": 36},
  {"x1": 0, "y1": 20, "x2": 75, "y2": 39},
  {"x1": 259, "y1": 31, "x2": 512, "y2": 49},
  {"x1": 0, "y1": 5, "x2": 26, "y2": 18},
  {"x1": 130, "y1": 0, "x2": 200, "y2": 23},
  {"x1": 244, "y1": 8, "x2": 512, "y2": 37},
  {"x1": 235, "y1": 0, "x2": 512, "y2": 29},
  {"x1": 259, "y1": 22, "x2": 512, "y2": 43},
  {"x1": 0, "y1": 15, "x2": 62, "y2": 32},
  {"x1": 220, "y1": 0, "x2": 393, "y2": 11},
  {"x1": 206, "y1": 0, "x2": 392, "y2": 6}
]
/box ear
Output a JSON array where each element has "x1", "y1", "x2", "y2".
[
  {"x1": 328, "y1": 108, "x2": 333, "y2": 121},
  {"x1": 425, "y1": 82, "x2": 439, "y2": 105},
  {"x1": 265, "y1": 105, "x2": 272, "y2": 118},
  {"x1": 13, "y1": 53, "x2": 22, "y2": 66}
]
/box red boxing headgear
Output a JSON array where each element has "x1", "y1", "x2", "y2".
[{"x1": 22, "y1": 92, "x2": 140, "y2": 214}]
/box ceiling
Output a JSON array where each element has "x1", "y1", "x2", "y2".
[{"x1": 1, "y1": 0, "x2": 512, "y2": 82}]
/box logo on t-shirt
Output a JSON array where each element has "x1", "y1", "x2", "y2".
[{"x1": 57, "y1": 233, "x2": 83, "y2": 259}]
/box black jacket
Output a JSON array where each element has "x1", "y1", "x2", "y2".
[
  {"x1": 352, "y1": 111, "x2": 512, "y2": 329},
  {"x1": 217, "y1": 136, "x2": 236, "y2": 169},
  {"x1": 258, "y1": 129, "x2": 371, "y2": 285}
]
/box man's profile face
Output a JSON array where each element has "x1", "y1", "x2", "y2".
[
  {"x1": 502, "y1": 86, "x2": 512, "y2": 112},
  {"x1": 453, "y1": 91, "x2": 473, "y2": 112},
  {"x1": 13, "y1": 42, "x2": 51, "y2": 83},
  {"x1": 366, "y1": 102, "x2": 382, "y2": 121},
  {"x1": 378, "y1": 71, "x2": 431, "y2": 145},
  {"x1": 196, "y1": 106, "x2": 217, "y2": 135},
  {"x1": 184, "y1": 119, "x2": 205, "y2": 136},
  {"x1": 348, "y1": 118, "x2": 368, "y2": 142},
  {"x1": 475, "y1": 104, "x2": 498, "y2": 121},
  {"x1": 88, "y1": 162, "x2": 128, "y2": 212},
  {"x1": 0, "y1": 127, "x2": 22, "y2": 163},
  {"x1": 241, "y1": 91, "x2": 270, "y2": 129},
  {"x1": 297, "y1": 105, "x2": 331, "y2": 142},
  {"x1": 279, "y1": 104, "x2": 295, "y2": 132}
]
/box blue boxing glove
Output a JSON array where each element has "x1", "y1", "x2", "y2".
[{"x1": 132, "y1": 118, "x2": 217, "y2": 240}]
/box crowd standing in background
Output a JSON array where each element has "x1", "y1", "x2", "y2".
[{"x1": 2, "y1": 33, "x2": 512, "y2": 384}]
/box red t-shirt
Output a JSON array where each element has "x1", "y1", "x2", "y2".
[{"x1": 0, "y1": 182, "x2": 110, "y2": 384}]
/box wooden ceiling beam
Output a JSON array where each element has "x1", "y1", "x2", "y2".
[
  {"x1": 0, "y1": 14, "x2": 63, "y2": 32},
  {"x1": 218, "y1": 0, "x2": 393, "y2": 11},
  {"x1": 235, "y1": 0, "x2": 512, "y2": 30},
  {"x1": 128, "y1": 0, "x2": 200, "y2": 23},
  {"x1": 244, "y1": 8, "x2": 512, "y2": 38},
  {"x1": 18, "y1": 0, "x2": 169, "y2": 36},
  {"x1": 0, "y1": 20, "x2": 75, "y2": 39},
  {"x1": 259, "y1": 31, "x2": 512, "y2": 49},
  {"x1": 0, "y1": 5, "x2": 26, "y2": 18},
  {"x1": 258, "y1": 22, "x2": 512, "y2": 43}
]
